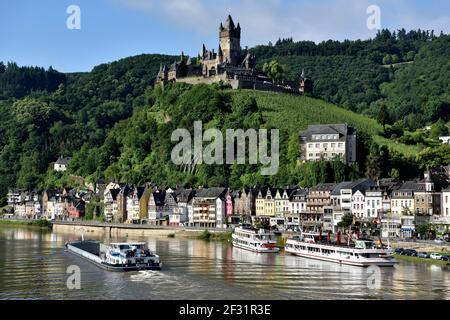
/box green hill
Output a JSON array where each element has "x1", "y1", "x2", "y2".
[
  {"x1": 232, "y1": 90, "x2": 421, "y2": 156},
  {"x1": 1, "y1": 34, "x2": 449, "y2": 204}
]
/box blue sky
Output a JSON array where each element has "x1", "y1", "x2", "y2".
[{"x1": 1, "y1": 0, "x2": 449, "y2": 72}]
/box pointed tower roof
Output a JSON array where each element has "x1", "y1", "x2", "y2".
[{"x1": 225, "y1": 14, "x2": 235, "y2": 30}]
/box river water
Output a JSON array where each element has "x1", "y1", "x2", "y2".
[{"x1": 0, "y1": 226, "x2": 449, "y2": 300}]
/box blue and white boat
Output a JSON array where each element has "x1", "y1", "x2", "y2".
[{"x1": 66, "y1": 240, "x2": 162, "y2": 271}]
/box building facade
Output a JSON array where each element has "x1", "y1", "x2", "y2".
[{"x1": 299, "y1": 124, "x2": 357, "y2": 164}]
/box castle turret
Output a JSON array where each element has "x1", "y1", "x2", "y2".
[
  {"x1": 218, "y1": 45, "x2": 224, "y2": 63},
  {"x1": 219, "y1": 15, "x2": 241, "y2": 66}
]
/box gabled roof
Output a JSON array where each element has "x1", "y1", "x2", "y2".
[
  {"x1": 152, "y1": 191, "x2": 166, "y2": 206},
  {"x1": 289, "y1": 188, "x2": 308, "y2": 200},
  {"x1": 342, "y1": 179, "x2": 375, "y2": 193},
  {"x1": 396, "y1": 181, "x2": 418, "y2": 192},
  {"x1": 331, "y1": 181, "x2": 352, "y2": 195},
  {"x1": 300, "y1": 124, "x2": 356, "y2": 141},
  {"x1": 310, "y1": 183, "x2": 337, "y2": 192},
  {"x1": 55, "y1": 156, "x2": 70, "y2": 165},
  {"x1": 174, "y1": 188, "x2": 194, "y2": 203},
  {"x1": 195, "y1": 187, "x2": 227, "y2": 199},
  {"x1": 108, "y1": 189, "x2": 120, "y2": 201}
]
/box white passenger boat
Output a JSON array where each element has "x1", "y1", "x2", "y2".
[
  {"x1": 232, "y1": 226, "x2": 279, "y2": 253},
  {"x1": 66, "y1": 240, "x2": 162, "y2": 271},
  {"x1": 285, "y1": 232, "x2": 397, "y2": 267}
]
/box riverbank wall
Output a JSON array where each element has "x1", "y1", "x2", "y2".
[{"x1": 51, "y1": 221, "x2": 229, "y2": 239}]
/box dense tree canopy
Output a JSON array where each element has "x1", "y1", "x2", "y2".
[{"x1": 0, "y1": 30, "x2": 448, "y2": 199}]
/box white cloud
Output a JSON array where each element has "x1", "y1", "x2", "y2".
[{"x1": 110, "y1": 0, "x2": 450, "y2": 46}]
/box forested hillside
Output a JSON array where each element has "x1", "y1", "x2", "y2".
[
  {"x1": 252, "y1": 30, "x2": 450, "y2": 129},
  {"x1": 0, "y1": 30, "x2": 449, "y2": 206}
]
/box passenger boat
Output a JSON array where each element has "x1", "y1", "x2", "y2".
[
  {"x1": 232, "y1": 225, "x2": 279, "y2": 253},
  {"x1": 66, "y1": 240, "x2": 162, "y2": 271},
  {"x1": 285, "y1": 232, "x2": 397, "y2": 267}
]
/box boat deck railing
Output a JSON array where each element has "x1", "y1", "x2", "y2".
[{"x1": 287, "y1": 238, "x2": 388, "y2": 250}]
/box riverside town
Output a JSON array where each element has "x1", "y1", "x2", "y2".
[
  {"x1": 1, "y1": 4, "x2": 450, "y2": 303},
  {"x1": 5, "y1": 160, "x2": 450, "y2": 239}
]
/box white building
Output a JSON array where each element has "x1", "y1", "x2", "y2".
[
  {"x1": 439, "y1": 136, "x2": 450, "y2": 145},
  {"x1": 442, "y1": 188, "x2": 450, "y2": 218},
  {"x1": 351, "y1": 190, "x2": 366, "y2": 219},
  {"x1": 126, "y1": 187, "x2": 145, "y2": 221},
  {"x1": 54, "y1": 157, "x2": 70, "y2": 172},
  {"x1": 216, "y1": 197, "x2": 226, "y2": 229},
  {"x1": 104, "y1": 189, "x2": 119, "y2": 223},
  {"x1": 329, "y1": 182, "x2": 352, "y2": 232},
  {"x1": 173, "y1": 189, "x2": 193, "y2": 226},
  {"x1": 365, "y1": 188, "x2": 383, "y2": 219},
  {"x1": 300, "y1": 124, "x2": 357, "y2": 164},
  {"x1": 289, "y1": 189, "x2": 307, "y2": 214}
]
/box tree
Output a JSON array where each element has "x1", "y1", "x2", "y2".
[
  {"x1": 406, "y1": 51, "x2": 416, "y2": 61},
  {"x1": 417, "y1": 145, "x2": 450, "y2": 169},
  {"x1": 382, "y1": 54, "x2": 392, "y2": 65},
  {"x1": 338, "y1": 214, "x2": 354, "y2": 229},
  {"x1": 390, "y1": 168, "x2": 400, "y2": 180},
  {"x1": 377, "y1": 104, "x2": 390, "y2": 130},
  {"x1": 390, "y1": 54, "x2": 400, "y2": 64},
  {"x1": 365, "y1": 144, "x2": 390, "y2": 180},
  {"x1": 262, "y1": 60, "x2": 287, "y2": 84},
  {"x1": 430, "y1": 119, "x2": 449, "y2": 139}
]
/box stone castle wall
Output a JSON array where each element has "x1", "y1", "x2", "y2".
[{"x1": 176, "y1": 75, "x2": 300, "y2": 95}]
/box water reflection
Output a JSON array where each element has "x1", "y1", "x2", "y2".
[{"x1": 0, "y1": 226, "x2": 449, "y2": 300}]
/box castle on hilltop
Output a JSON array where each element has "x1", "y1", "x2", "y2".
[{"x1": 156, "y1": 15, "x2": 312, "y2": 94}]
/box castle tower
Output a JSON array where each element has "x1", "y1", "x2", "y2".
[{"x1": 219, "y1": 15, "x2": 241, "y2": 66}]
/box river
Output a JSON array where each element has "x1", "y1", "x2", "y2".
[{"x1": 0, "y1": 226, "x2": 449, "y2": 300}]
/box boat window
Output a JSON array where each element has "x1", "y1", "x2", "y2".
[{"x1": 119, "y1": 245, "x2": 130, "y2": 250}]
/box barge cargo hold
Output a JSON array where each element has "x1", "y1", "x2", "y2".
[{"x1": 66, "y1": 240, "x2": 162, "y2": 271}]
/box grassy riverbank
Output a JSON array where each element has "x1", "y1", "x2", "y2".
[
  {"x1": 196, "y1": 230, "x2": 232, "y2": 242},
  {"x1": 0, "y1": 219, "x2": 52, "y2": 229},
  {"x1": 394, "y1": 254, "x2": 450, "y2": 267}
]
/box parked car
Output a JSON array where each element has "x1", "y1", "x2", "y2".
[
  {"x1": 417, "y1": 252, "x2": 430, "y2": 259},
  {"x1": 394, "y1": 248, "x2": 404, "y2": 254},
  {"x1": 440, "y1": 256, "x2": 450, "y2": 262},
  {"x1": 401, "y1": 249, "x2": 418, "y2": 257},
  {"x1": 430, "y1": 253, "x2": 443, "y2": 260},
  {"x1": 434, "y1": 238, "x2": 445, "y2": 244}
]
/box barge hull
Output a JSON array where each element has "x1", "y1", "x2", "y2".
[{"x1": 66, "y1": 241, "x2": 161, "y2": 272}]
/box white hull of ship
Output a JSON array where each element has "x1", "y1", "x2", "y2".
[
  {"x1": 232, "y1": 238, "x2": 279, "y2": 253},
  {"x1": 285, "y1": 246, "x2": 396, "y2": 267}
]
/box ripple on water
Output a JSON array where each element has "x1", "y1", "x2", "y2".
[{"x1": 1, "y1": 228, "x2": 449, "y2": 300}]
